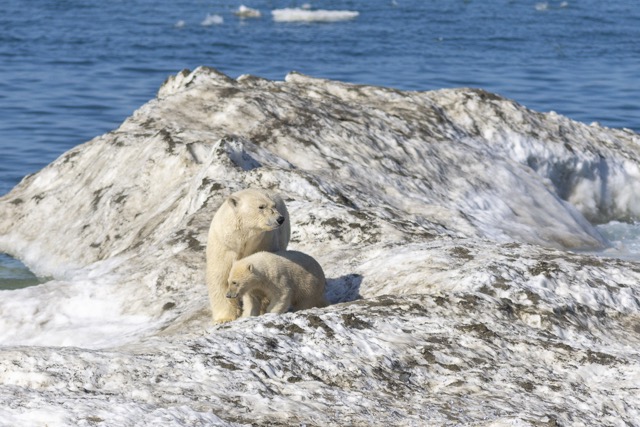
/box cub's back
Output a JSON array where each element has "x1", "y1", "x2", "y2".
[
  {"x1": 247, "y1": 250, "x2": 327, "y2": 311},
  {"x1": 275, "y1": 250, "x2": 325, "y2": 283}
]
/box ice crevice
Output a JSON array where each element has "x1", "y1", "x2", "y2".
[{"x1": 1, "y1": 67, "x2": 640, "y2": 426}]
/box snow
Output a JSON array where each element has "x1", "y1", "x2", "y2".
[{"x1": 1, "y1": 66, "x2": 640, "y2": 425}]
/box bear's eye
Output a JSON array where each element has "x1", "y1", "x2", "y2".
[
  {"x1": 258, "y1": 204, "x2": 266, "y2": 210},
  {"x1": 231, "y1": 281, "x2": 238, "y2": 286}
]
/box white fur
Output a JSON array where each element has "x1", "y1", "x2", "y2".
[
  {"x1": 227, "y1": 250, "x2": 328, "y2": 316},
  {"x1": 206, "y1": 189, "x2": 290, "y2": 323}
]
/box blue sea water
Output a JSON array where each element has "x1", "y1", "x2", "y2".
[{"x1": 1, "y1": 0, "x2": 639, "y2": 287}]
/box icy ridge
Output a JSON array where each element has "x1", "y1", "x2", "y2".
[{"x1": 1, "y1": 67, "x2": 639, "y2": 426}]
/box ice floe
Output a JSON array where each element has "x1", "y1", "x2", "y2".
[
  {"x1": 234, "y1": 5, "x2": 261, "y2": 19},
  {"x1": 1, "y1": 67, "x2": 639, "y2": 425},
  {"x1": 201, "y1": 14, "x2": 223, "y2": 26},
  {"x1": 272, "y1": 8, "x2": 359, "y2": 23}
]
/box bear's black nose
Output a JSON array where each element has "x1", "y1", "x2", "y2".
[{"x1": 276, "y1": 216, "x2": 285, "y2": 225}]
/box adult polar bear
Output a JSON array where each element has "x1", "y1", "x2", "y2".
[{"x1": 206, "y1": 188, "x2": 290, "y2": 323}]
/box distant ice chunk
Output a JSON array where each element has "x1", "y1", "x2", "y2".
[
  {"x1": 535, "y1": 2, "x2": 549, "y2": 11},
  {"x1": 235, "y1": 5, "x2": 261, "y2": 18},
  {"x1": 272, "y1": 8, "x2": 359, "y2": 23},
  {"x1": 174, "y1": 20, "x2": 186, "y2": 28},
  {"x1": 201, "y1": 14, "x2": 224, "y2": 26},
  {"x1": 535, "y1": 1, "x2": 568, "y2": 11}
]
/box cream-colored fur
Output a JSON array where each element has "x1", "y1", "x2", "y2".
[
  {"x1": 206, "y1": 189, "x2": 290, "y2": 323},
  {"x1": 226, "y1": 250, "x2": 328, "y2": 317}
]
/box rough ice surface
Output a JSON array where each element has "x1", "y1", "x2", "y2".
[{"x1": 1, "y1": 66, "x2": 640, "y2": 426}]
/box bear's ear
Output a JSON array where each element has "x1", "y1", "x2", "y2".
[
  {"x1": 227, "y1": 195, "x2": 239, "y2": 208},
  {"x1": 247, "y1": 263, "x2": 253, "y2": 272}
]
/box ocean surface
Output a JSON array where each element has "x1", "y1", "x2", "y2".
[{"x1": 1, "y1": 0, "x2": 639, "y2": 288}]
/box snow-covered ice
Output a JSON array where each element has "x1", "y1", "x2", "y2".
[{"x1": 1, "y1": 67, "x2": 639, "y2": 426}]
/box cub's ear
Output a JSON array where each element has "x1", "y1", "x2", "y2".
[
  {"x1": 227, "y1": 195, "x2": 239, "y2": 208},
  {"x1": 247, "y1": 263, "x2": 253, "y2": 272}
]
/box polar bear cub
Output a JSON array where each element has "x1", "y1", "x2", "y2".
[
  {"x1": 226, "y1": 250, "x2": 328, "y2": 317},
  {"x1": 206, "y1": 188, "x2": 290, "y2": 323}
]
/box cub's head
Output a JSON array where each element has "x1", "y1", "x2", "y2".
[
  {"x1": 226, "y1": 260, "x2": 258, "y2": 299},
  {"x1": 227, "y1": 189, "x2": 286, "y2": 233}
]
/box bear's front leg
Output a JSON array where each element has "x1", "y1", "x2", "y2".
[
  {"x1": 212, "y1": 299, "x2": 241, "y2": 324},
  {"x1": 266, "y1": 291, "x2": 292, "y2": 314},
  {"x1": 241, "y1": 292, "x2": 263, "y2": 317}
]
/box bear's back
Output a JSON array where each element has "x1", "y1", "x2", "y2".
[
  {"x1": 276, "y1": 251, "x2": 327, "y2": 309},
  {"x1": 280, "y1": 250, "x2": 324, "y2": 279},
  {"x1": 244, "y1": 250, "x2": 327, "y2": 312},
  {"x1": 246, "y1": 250, "x2": 324, "y2": 285}
]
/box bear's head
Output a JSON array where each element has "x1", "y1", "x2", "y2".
[
  {"x1": 226, "y1": 260, "x2": 258, "y2": 299},
  {"x1": 227, "y1": 189, "x2": 286, "y2": 234}
]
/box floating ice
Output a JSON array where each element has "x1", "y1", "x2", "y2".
[
  {"x1": 201, "y1": 13, "x2": 223, "y2": 26},
  {"x1": 535, "y1": 1, "x2": 569, "y2": 11},
  {"x1": 1, "y1": 67, "x2": 640, "y2": 425},
  {"x1": 272, "y1": 8, "x2": 359, "y2": 22},
  {"x1": 535, "y1": 2, "x2": 549, "y2": 11},
  {"x1": 234, "y1": 5, "x2": 261, "y2": 18}
]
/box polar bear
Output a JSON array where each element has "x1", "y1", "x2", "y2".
[
  {"x1": 206, "y1": 188, "x2": 290, "y2": 323},
  {"x1": 226, "y1": 250, "x2": 328, "y2": 317}
]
